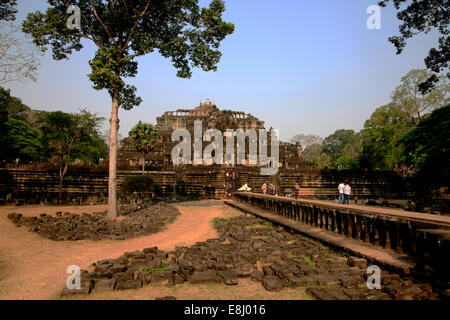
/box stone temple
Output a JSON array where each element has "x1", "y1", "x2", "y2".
[{"x1": 118, "y1": 99, "x2": 305, "y2": 170}]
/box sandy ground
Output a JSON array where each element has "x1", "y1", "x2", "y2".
[{"x1": 0, "y1": 200, "x2": 259, "y2": 300}]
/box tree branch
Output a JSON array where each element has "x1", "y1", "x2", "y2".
[
  {"x1": 88, "y1": 0, "x2": 119, "y2": 48},
  {"x1": 121, "y1": 0, "x2": 152, "y2": 53}
]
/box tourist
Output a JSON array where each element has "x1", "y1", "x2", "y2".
[
  {"x1": 344, "y1": 183, "x2": 351, "y2": 204},
  {"x1": 294, "y1": 182, "x2": 300, "y2": 199},
  {"x1": 338, "y1": 182, "x2": 345, "y2": 204},
  {"x1": 261, "y1": 182, "x2": 267, "y2": 195}
]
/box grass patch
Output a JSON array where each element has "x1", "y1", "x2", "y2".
[
  {"x1": 244, "y1": 224, "x2": 270, "y2": 230},
  {"x1": 286, "y1": 252, "x2": 297, "y2": 258},
  {"x1": 301, "y1": 254, "x2": 316, "y2": 268},
  {"x1": 142, "y1": 267, "x2": 173, "y2": 273},
  {"x1": 264, "y1": 221, "x2": 272, "y2": 227},
  {"x1": 212, "y1": 217, "x2": 228, "y2": 226}
]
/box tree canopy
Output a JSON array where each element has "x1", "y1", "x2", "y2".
[
  {"x1": 360, "y1": 103, "x2": 414, "y2": 170},
  {"x1": 378, "y1": 0, "x2": 450, "y2": 92},
  {"x1": 401, "y1": 104, "x2": 450, "y2": 190},
  {"x1": 4, "y1": 116, "x2": 44, "y2": 162},
  {"x1": 0, "y1": 0, "x2": 17, "y2": 21},
  {"x1": 322, "y1": 129, "x2": 362, "y2": 169},
  {"x1": 0, "y1": 86, "x2": 31, "y2": 121},
  {"x1": 42, "y1": 109, "x2": 107, "y2": 201},
  {"x1": 129, "y1": 121, "x2": 158, "y2": 173},
  {"x1": 391, "y1": 69, "x2": 450, "y2": 124},
  {"x1": 23, "y1": 0, "x2": 235, "y2": 110}
]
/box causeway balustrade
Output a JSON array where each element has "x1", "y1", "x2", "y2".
[{"x1": 233, "y1": 192, "x2": 450, "y2": 259}]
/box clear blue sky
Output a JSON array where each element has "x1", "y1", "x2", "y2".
[{"x1": 3, "y1": 0, "x2": 439, "y2": 140}]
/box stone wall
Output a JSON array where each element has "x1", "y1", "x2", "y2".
[
  {"x1": 0, "y1": 166, "x2": 416, "y2": 205},
  {"x1": 240, "y1": 167, "x2": 416, "y2": 200}
]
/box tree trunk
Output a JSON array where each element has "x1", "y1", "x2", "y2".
[
  {"x1": 58, "y1": 161, "x2": 68, "y2": 204},
  {"x1": 58, "y1": 177, "x2": 63, "y2": 204},
  {"x1": 142, "y1": 156, "x2": 145, "y2": 174},
  {"x1": 107, "y1": 89, "x2": 120, "y2": 219}
]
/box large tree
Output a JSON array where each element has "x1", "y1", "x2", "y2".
[
  {"x1": 23, "y1": 0, "x2": 234, "y2": 219},
  {"x1": 4, "y1": 116, "x2": 44, "y2": 162},
  {"x1": 360, "y1": 103, "x2": 414, "y2": 170},
  {"x1": 0, "y1": 86, "x2": 31, "y2": 120},
  {"x1": 129, "y1": 121, "x2": 158, "y2": 173},
  {"x1": 322, "y1": 129, "x2": 362, "y2": 168},
  {"x1": 42, "y1": 109, "x2": 106, "y2": 202},
  {"x1": 391, "y1": 69, "x2": 450, "y2": 124},
  {"x1": 378, "y1": 0, "x2": 449, "y2": 92},
  {"x1": 401, "y1": 104, "x2": 450, "y2": 192}
]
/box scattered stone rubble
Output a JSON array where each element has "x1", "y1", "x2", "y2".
[
  {"x1": 7, "y1": 202, "x2": 180, "y2": 241},
  {"x1": 61, "y1": 214, "x2": 442, "y2": 300}
]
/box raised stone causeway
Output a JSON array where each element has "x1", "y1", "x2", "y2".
[
  {"x1": 61, "y1": 214, "x2": 443, "y2": 300},
  {"x1": 7, "y1": 202, "x2": 180, "y2": 241}
]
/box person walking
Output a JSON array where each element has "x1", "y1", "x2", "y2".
[
  {"x1": 294, "y1": 182, "x2": 300, "y2": 199},
  {"x1": 338, "y1": 182, "x2": 345, "y2": 204},
  {"x1": 344, "y1": 183, "x2": 351, "y2": 204}
]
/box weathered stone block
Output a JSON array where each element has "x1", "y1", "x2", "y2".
[
  {"x1": 219, "y1": 271, "x2": 238, "y2": 285},
  {"x1": 262, "y1": 275, "x2": 283, "y2": 292},
  {"x1": 94, "y1": 278, "x2": 116, "y2": 291},
  {"x1": 116, "y1": 280, "x2": 142, "y2": 290},
  {"x1": 188, "y1": 270, "x2": 220, "y2": 284}
]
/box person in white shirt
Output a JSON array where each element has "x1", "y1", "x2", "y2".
[
  {"x1": 338, "y1": 182, "x2": 345, "y2": 204},
  {"x1": 344, "y1": 183, "x2": 351, "y2": 204}
]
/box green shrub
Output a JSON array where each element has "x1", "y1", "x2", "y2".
[{"x1": 120, "y1": 174, "x2": 160, "y2": 196}]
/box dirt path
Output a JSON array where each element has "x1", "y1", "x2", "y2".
[{"x1": 0, "y1": 200, "x2": 240, "y2": 299}]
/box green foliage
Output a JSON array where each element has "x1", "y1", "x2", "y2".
[
  {"x1": 129, "y1": 121, "x2": 158, "y2": 160},
  {"x1": 360, "y1": 103, "x2": 414, "y2": 170},
  {"x1": 301, "y1": 254, "x2": 316, "y2": 268},
  {"x1": 303, "y1": 143, "x2": 332, "y2": 169},
  {"x1": 0, "y1": 102, "x2": 7, "y2": 159},
  {"x1": 0, "y1": 0, "x2": 17, "y2": 21},
  {"x1": 378, "y1": 0, "x2": 449, "y2": 92},
  {"x1": 142, "y1": 267, "x2": 173, "y2": 273},
  {"x1": 120, "y1": 174, "x2": 159, "y2": 196},
  {"x1": 42, "y1": 109, "x2": 106, "y2": 166},
  {"x1": 401, "y1": 104, "x2": 450, "y2": 190},
  {"x1": 334, "y1": 155, "x2": 359, "y2": 170},
  {"x1": 22, "y1": 0, "x2": 234, "y2": 110},
  {"x1": 212, "y1": 217, "x2": 228, "y2": 226},
  {"x1": 391, "y1": 69, "x2": 449, "y2": 124},
  {"x1": 4, "y1": 116, "x2": 44, "y2": 161},
  {"x1": 322, "y1": 129, "x2": 362, "y2": 169},
  {"x1": 0, "y1": 86, "x2": 31, "y2": 121}
]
